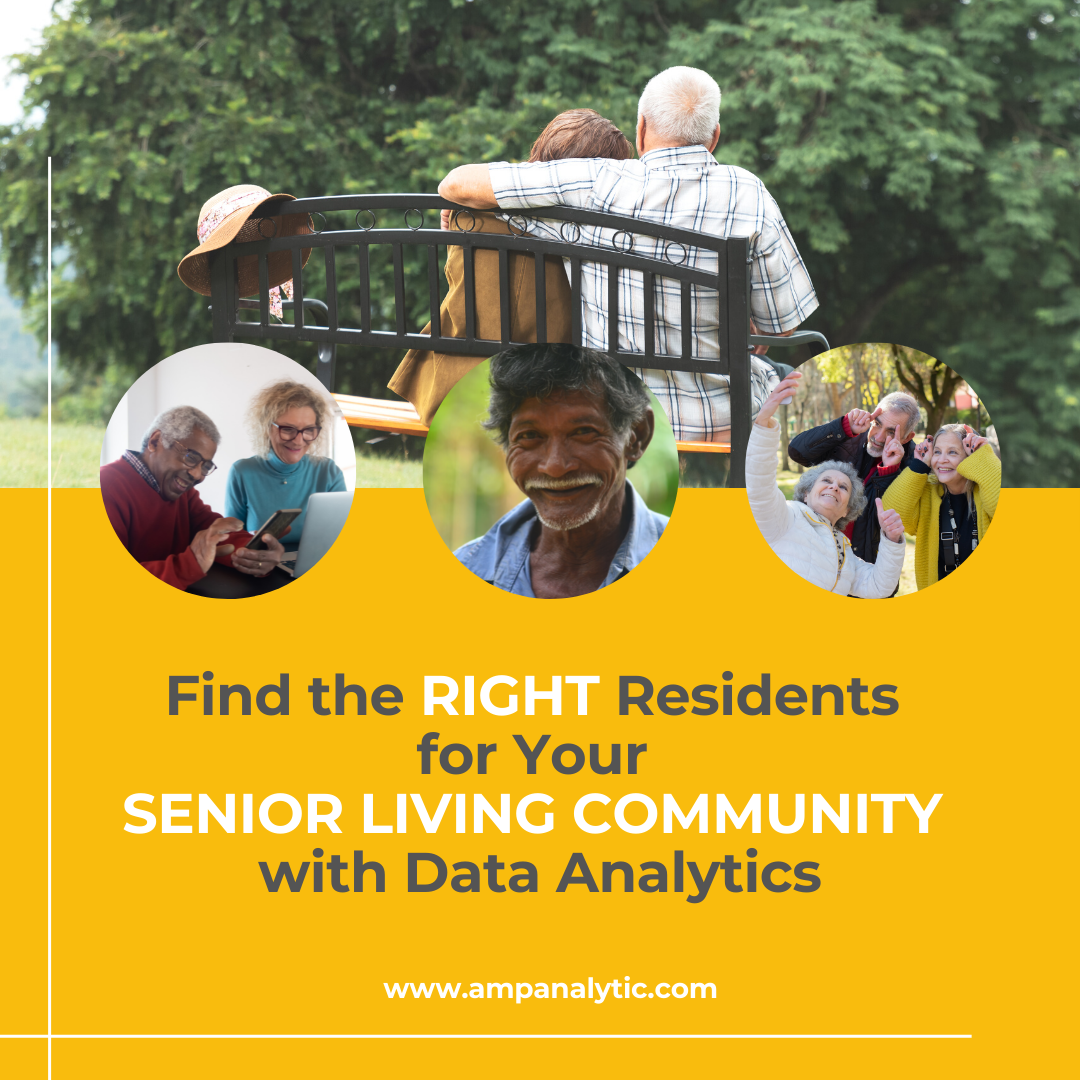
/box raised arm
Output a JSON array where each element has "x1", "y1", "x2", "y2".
[
  {"x1": 438, "y1": 165, "x2": 497, "y2": 209},
  {"x1": 747, "y1": 372, "x2": 803, "y2": 545},
  {"x1": 958, "y1": 439, "x2": 1001, "y2": 520},
  {"x1": 881, "y1": 440, "x2": 932, "y2": 534},
  {"x1": 746, "y1": 420, "x2": 792, "y2": 546}
]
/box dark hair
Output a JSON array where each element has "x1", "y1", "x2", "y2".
[
  {"x1": 529, "y1": 109, "x2": 634, "y2": 163},
  {"x1": 483, "y1": 344, "x2": 650, "y2": 452}
]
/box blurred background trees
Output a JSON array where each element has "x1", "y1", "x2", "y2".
[
  {"x1": 1, "y1": 0, "x2": 1077, "y2": 483},
  {"x1": 785, "y1": 343, "x2": 990, "y2": 454}
]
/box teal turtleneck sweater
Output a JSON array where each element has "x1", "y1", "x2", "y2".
[{"x1": 225, "y1": 450, "x2": 346, "y2": 551}]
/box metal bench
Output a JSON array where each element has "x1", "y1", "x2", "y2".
[{"x1": 207, "y1": 194, "x2": 827, "y2": 485}]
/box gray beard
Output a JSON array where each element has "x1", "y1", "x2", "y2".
[
  {"x1": 526, "y1": 473, "x2": 606, "y2": 530},
  {"x1": 535, "y1": 496, "x2": 604, "y2": 532},
  {"x1": 866, "y1": 442, "x2": 884, "y2": 458}
]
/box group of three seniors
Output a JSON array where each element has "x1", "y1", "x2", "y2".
[{"x1": 748, "y1": 371, "x2": 1000, "y2": 596}]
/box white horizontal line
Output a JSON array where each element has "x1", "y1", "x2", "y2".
[{"x1": 3, "y1": 1034, "x2": 973, "y2": 1040}]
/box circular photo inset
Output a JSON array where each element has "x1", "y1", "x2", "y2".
[
  {"x1": 424, "y1": 344, "x2": 679, "y2": 599},
  {"x1": 745, "y1": 343, "x2": 999, "y2": 597},
  {"x1": 100, "y1": 342, "x2": 355, "y2": 597}
]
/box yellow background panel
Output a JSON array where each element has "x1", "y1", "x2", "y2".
[
  {"x1": 49, "y1": 487, "x2": 1077, "y2": 1074},
  {"x1": 54, "y1": 1036, "x2": 975, "y2": 1078},
  {"x1": 0, "y1": 490, "x2": 47, "y2": 1036},
  {"x1": 0, "y1": 1038, "x2": 47, "y2": 1077}
]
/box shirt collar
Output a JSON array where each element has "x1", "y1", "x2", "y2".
[
  {"x1": 467, "y1": 480, "x2": 664, "y2": 596},
  {"x1": 122, "y1": 449, "x2": 161, "y2": 493},
  {"x1": 800, "y1": 505, "x2": 846, "y2": 537},
  {"x1": 638, "y1": 144, "x2": 718, "y2": 168},
  {"x1": 606, "y1": 481, "x2": 666, "y2": 580}
]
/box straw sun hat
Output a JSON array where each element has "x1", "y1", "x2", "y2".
[{"x1": 177, "y1": 184, "x2": 313, "y2": 302}]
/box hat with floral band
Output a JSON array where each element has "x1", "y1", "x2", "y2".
[{"x1": 177, "y1": 184, "x2": 312, "y2": 316}]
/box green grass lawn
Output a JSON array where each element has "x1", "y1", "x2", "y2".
[
  {"x1": 0, "y1": 418, "x2": 106, "y2": 488},
  {"x1": 0, "y1": 417, "x2": 423, "y2": 488},
  {"x1": 0, "y1": 417, "x2": 48, "y2": 486},
  {"x1": 353, "y1": 454, "x2": 423, "y2": 487},
  {"x1": 52, "y1": 422, "x2": 109, "y2": 487}
]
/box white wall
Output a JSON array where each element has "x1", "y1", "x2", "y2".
[{"x1": 102, "y1": 342, "x2": 355, "y2": 510}]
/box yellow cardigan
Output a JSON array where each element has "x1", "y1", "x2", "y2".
[{"x1": 881, "y1": 444, "x2": 1001, "y2": 590}]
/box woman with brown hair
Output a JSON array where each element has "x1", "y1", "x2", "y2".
[{"x1": 388, "y1": 110, "x2": 633, "y2": 424}]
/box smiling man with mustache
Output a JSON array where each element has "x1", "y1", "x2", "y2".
[
  {"x1": 454, "y1": 344, "x2": 669, "y2": 598},
  {"x1": 101, "y1": 405, "x2": 287, "y2": 593}
]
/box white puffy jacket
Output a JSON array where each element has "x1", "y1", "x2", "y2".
[{"x1": 747, "y1": 419, "x2": 904, "y2": 598}]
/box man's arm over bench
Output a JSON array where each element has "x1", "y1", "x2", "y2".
[{"x1": 439, "y1": 165, "x2": 497, "y2": 209}]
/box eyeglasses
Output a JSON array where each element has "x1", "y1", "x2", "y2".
[
  {"x1": 173, "y1": 441, "x2": 217, "y2": 476},
  {"x1": 273, "y1": 422, "x2": 322, "y2": 442}
]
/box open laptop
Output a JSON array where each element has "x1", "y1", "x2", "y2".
[{"x1": 292, "y1": 490, "x2": 354, "y2": 577}]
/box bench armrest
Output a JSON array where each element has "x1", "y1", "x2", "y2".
[{"x1": 749, "y1": 330, "x2": 830, "y2": 354}]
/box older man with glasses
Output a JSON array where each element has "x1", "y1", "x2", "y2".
[{"x1": 100, "y1": 405, "x2": 288, "y2": 594}]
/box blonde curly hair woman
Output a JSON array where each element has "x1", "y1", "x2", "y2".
[
  {"x1": 225, "y1": 379, "x2": 346, "y2": 551},
  {"x1": 881, "y1": 423, "x2": 1000, "y2": 589}
]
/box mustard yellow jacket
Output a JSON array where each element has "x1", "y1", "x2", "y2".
[{"x1": 881, "y1": 443, "x2": 1001, "y2": 590}]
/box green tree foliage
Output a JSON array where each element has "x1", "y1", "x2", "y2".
[
  {"x1": 802, "y1": 342, "x2": 990, "y2": 441},
  {"x1": 0, "y1": 278, "x2": 46, "y2": 415},
  {"x1": 892, "y1": 343, "x2": 964, "y2": 431},
  {"x1": 1, "y1": 0, "x2": 1077, "y2": 482}
]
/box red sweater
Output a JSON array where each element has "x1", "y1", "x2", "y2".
[{"x1": 101, "y1": 457, "x2": 251, "y2": 590}]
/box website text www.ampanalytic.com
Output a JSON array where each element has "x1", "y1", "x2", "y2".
[{"x1": 385, "y1": 978, "x2": 716, "y2": 1005}]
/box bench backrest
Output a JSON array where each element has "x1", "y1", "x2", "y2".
[{"x1": 208, "y1": 194, "x2": 817, "y2": 485}]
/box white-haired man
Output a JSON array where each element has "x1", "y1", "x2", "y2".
[
  {"x1": 788, "y1": 391, "x2": 922, "y2": 565},
  {"x1": 100, "y1": 405, "x2": 287, "y2": 593},
  {"x1": 438, "y1": 66, "x2": 819, "y2": 442}
]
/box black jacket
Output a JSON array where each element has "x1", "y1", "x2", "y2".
[{"x1": 788, "y1": 416, "x2": 916, "y2": 562}]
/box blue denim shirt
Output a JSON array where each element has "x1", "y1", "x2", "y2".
[{"x1": 454, "y1": 481, "x2": 668, "y2": 597}]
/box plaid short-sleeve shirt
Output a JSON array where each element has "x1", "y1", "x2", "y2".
[{"x1": 488, "y1": 146, "x2": 819, "y2": 441}]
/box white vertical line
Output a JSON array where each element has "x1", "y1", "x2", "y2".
[{"x1": 46, "y1": 153, "x2": 53, "y2": 1080}]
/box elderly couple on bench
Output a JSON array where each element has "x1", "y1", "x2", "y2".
[{"x1": 390, "y1": 65, "x2": 819, "y2": 445}]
